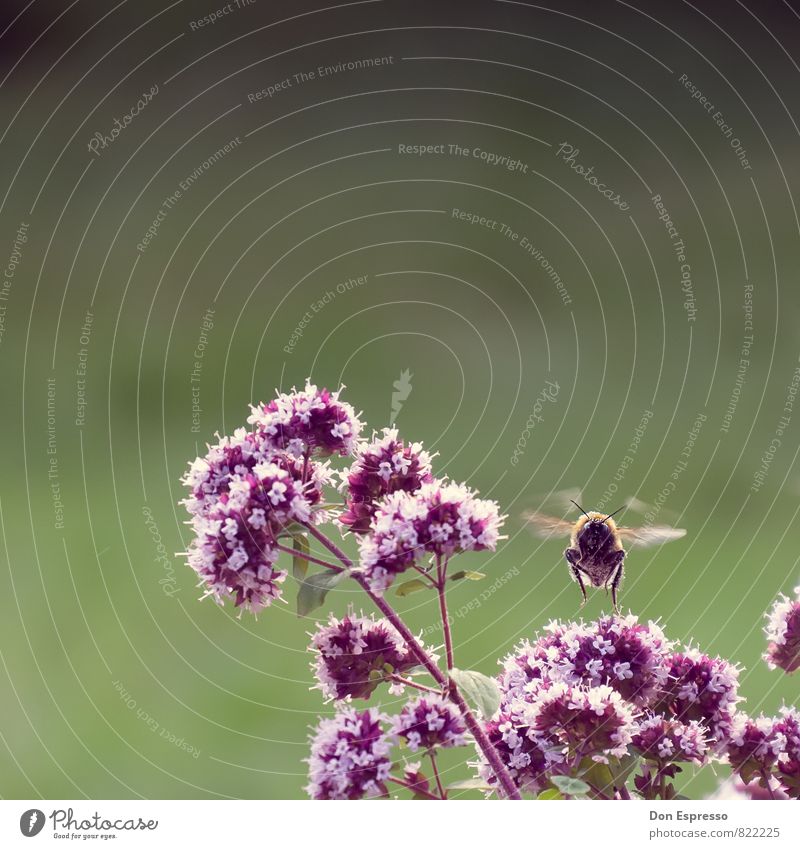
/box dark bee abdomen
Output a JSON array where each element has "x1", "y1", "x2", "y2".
[{"x1": 581, "y1": 553, "x2": 621, "y2": 587}]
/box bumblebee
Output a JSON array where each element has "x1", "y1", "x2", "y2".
[{"x1": 524, "y1": 500, "x2": 685, "y2": 610}]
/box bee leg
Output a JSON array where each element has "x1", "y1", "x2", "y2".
[
  {"x1": 608, "y1": 555, "x2": 625, "y2": 613},
  {"x1": 574, "y1": 568, "x2": 588, "y2": 607},
  {"x1": 565, "y1": 551, "x2": 588, "y2": 607}
]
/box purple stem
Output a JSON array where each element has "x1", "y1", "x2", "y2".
[
  {"x1": 388, "y1": 674, "x2": 442, "y2": 696},
  {"x1": 272, "y1": 541, "x2": 342, "y2": 572},
  {"x1": 411, "y1": 563, "x2": 438, "y2": 586},
  {"x1": 429, "y1": 750, "x2": 447, "y2": 799},
  {"x1": 387, "y1": 775, "x2": 440, "y2": 800},
  {"x1": 435, "y1": 556, "x2": 455, "y2": 670},
  {"x1": 303, "y1": 522, "x2": 522, "y2": 800}
]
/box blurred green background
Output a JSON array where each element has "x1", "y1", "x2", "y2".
[{"x1": 1, "y1": 0, "x2": 799, "y2": 799}]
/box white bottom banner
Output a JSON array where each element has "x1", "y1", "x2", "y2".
[{"x1": 2, "y1": 800, "x2": 797, "y2": 847}]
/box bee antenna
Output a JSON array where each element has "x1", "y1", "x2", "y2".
[
  {"x1": 602, "y1": 506, "x2": 625, "y2": 523},
  {"x1": 570, "y1": 499, "x2": 591, "y2": 519}
]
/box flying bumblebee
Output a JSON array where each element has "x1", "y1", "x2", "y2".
[{"x1": 523, "y1": 499, "x2": 686, "y2": 610}]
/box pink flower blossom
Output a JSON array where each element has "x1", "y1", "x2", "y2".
[
  {"x1": 357, "y1": 480, "x2": 504, "y2": 594},
  {"x1": 725, "y1": 714, "x2": 785, "y2": 785},
  {"x1": 249, "y1": 381, "x2": 363, "y2": 457},
  {"x1": 340, "y1": 428, "x2": 434, "y2": 534},
  {"x1": 632, "y1": 714, "x2": 708, "y2": 764},
  {"x1": 310, "y1": 609, "x2": 422, "y2": 701},
  {"x1": 305, "y1": 708, "x2": 392, "y2": 799},
  {"x1": 389, "y1": 695, "x2": 467, "y2": 751},
  {"x1": 654, "y1": 648, "x2": 741, "y2": 743}
]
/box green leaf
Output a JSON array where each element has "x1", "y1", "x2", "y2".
[
  {"x1": 551, "y1": 776, "x2": 591, "y2": 796},
  {"x1": 449, "y1": 668, "x2": 501, "y2": 719},
  {"x1": 537, "y1": 788, "x2": 563, "y2": 800},
  {"x1": 450, "y1": 570, "x2": 486, "y2": 581},
  {"x1": 446, "y1": 778, "x2": 493, "y2": 792},
  {"x1": 581, "y1": 762, "x2": 614, "y2": 798},
  {"x1": 395, "y1": 578, "x2": 431, "y2": 597},
  {"x1": 291, "y1": 534, "x2": 310, "y2": 581},
  {"x1": 608, "y1": 753, "x2": 639, "y2": 787},
  {"x1": 296, "y1": 570, "x2": 348, "y2": 617},
  {"x1": 739, "y1": 762, "x2": 759, "y2": 786}
]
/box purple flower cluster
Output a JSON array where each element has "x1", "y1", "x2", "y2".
[
  {"x1": 763, "y1": 587, "x2": 800, "y2": 674},
  {"x1": 530, "y1": 682, "x2": 636, "y2": 762},
  {"x1": 497, "y1": 615, "x2": 671, "y2": 708},
  {"x1": 654, "y1": 648, "x2": 741, "y2": 742},
  {"x1": 774, "y1": 706, "x2": 800, "y2": 798},
  {"x1": 725, "y1": 714, "x2": 784, "y2": 785},
  {"x1": 481, "y1": 701, "x2": 551, "y2": 795},
  {"x1": 483, "y1": 616, "x2": 749, "y2": 797},
  {"x1": 180, "y1": 387, "x2": 349, "y2": 616},
  {"x1": 181, "y1": 428, "x2": 267, "y2": 517},
  {"x1": 632, "y1": 715, "x2": 708, "y2": 765},
  {"x1": 248, "y1": 381, "x2": 363, "y2": 457},
  {"x1": 309, "y1": 609, "x2": 421, "y2": 701},
  {"x1": 184, "y1": 454, "x2": 331, "y2": 613},
  {"x1": 182, "y1": 429, "x2": 332, "y2": 520},
  {"x1": 357, "y1": 481, "x2": 504, "y2": 594},
  {"x1": 186, "y1": 509, "x2": 287, "y2": 613},
  {"x1": 304, "y1": 697, "x2": 469, "y2": 799},
  {"x1": 478, "y1": 681, "x2": 636, "y2": 794},
  {"x1": 711, "y1": 707, "x2": 800, "y2": 799},
  {"x1": 305, "y1": 707, "x2": 392, "y2": 800},
  {"x1": 389, "y1": 695, "x2": 467, "y2": 751},
  {"x1": 340, "y1": 428, "x2": 434, "y2": 534}
]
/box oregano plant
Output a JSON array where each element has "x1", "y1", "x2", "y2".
[{"x1": 180, "y1": 381, "x2": 800, "y2": 800}]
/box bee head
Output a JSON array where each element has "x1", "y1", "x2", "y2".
[
  {"x1": 578, "y1": 515, "x2": 613, "y2": 551},
  {"x1": 572, "y1": 503, "x2": 624, "y2": 552}
]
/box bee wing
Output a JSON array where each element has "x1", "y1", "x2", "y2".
[
  {"x1": 617, "y1": 524, "x2": 686, "y2": 547},
  {"x1": 547, "y1": 487, "x2": 585, "y2": 513},
  {"x1": 522, "y1": 511, "x2": 574, "y2": 540},
  {"x1": 621, "y1": 495, "x2": 681, "y2": 525}
]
